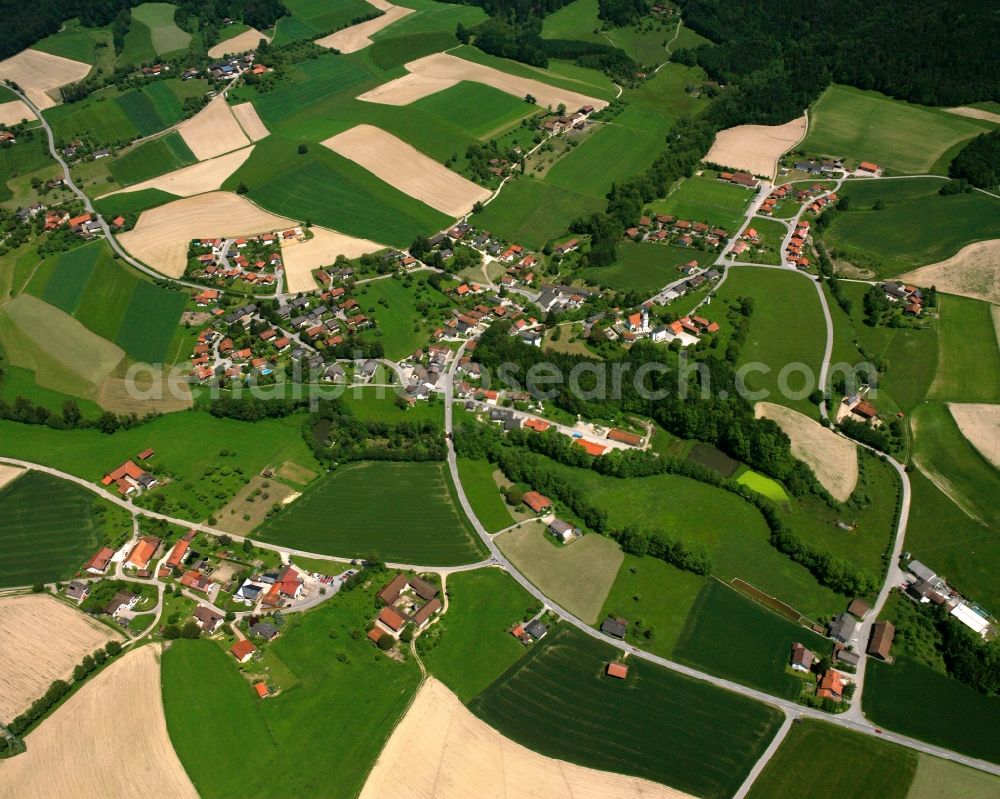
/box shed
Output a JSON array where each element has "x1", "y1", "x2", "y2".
[{"x1": 606, "y1": 662, "x2": 629, "y2": 679}]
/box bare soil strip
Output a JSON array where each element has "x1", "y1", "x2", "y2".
[
  {"x1": 281, "y1": 225, "x2": 388, "y2": 293},
  {"x1": 102, "y1": 146, "x2": 255, "y2": 198},
  {"x1": 0, "y1": 49, "x2": 91, "y2": 110},
  {"x1": 0, "y1": 645, "x2": 198, "y2": 799},
  {"x1": 0, "y1": 99, "x2": 35, "y2": 125},
  {"x1": 943, "y1": 106, "x2": 1000, "y2": 125},
  {"x1": 176, "y1": 96, "x2": 250, "y2": 161},
  {"x1": 357, "y1": 72, "x2": 459, "y2": 105},
  {"x1": 231, "y1": 102, "x2": 270, "y2": 141},
  {"x1": 900, "y1": 240, "x2": 1000, "y2": 305},
  {"x1": 948, "y1": 403, "x2": 1000, "y2": 470},
  {"x1": 0, "y1": 595, "x2": 122, "y2": 724},
  {"x1": 117, "y1": 191, "x2": 295, "y2": 277},
  {"x1": 359, "y1": 677, "x2": 696, "y2": 799},
  {"x1": 359, "y1": 53, "x2": 608, "y2": 112},
  {"x1": 207, "y1": 27, "x2": 271, "y2": 58},
  {"x1": 0, "y1": 464, "x2": 24, "y2": 490},
  {"x1": 756, "y1": 401, "x2": 858, "y2": 502},
  {"x1": 315, "y1": 0, "x2": 414, "y2": 54},
  {"x1": 322, "y1": 125, "x2": 491, "y2": 217},
  {"x1": 704, "y1": 116, "x2": 808, "y2": 179}
]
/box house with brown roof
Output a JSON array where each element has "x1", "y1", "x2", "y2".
[
  {"x1": 523, "y1": 491, "x2": 552, "y2": 514},
  {"x1": 193, "y1": 605, "x2": 224, "y2": 633},
  {"x1": 413, "y1": 597, "x2": 442, "y2": 628},
  {"x1": 105, "y1": 590, "x2": 139, "y2": 618},
  {"x1": 790, "y1": 642, "x2": 815, "y2": 672},
  {"x1": 606, "y1": 662, "x2": 628, "y2": 679},
  {"x1": 378, "y1": 606, "x2": 406, "y2": 633},
  {"x1": 84, "y1": 546, "x2": 115, "y2": 575},
  {"x1": 867, "y1": 621, "x2": 895, "y2": 661},
  {"x1": 816, "y1": 669, "x2": 844, "y2": 701},
  {"x1": 231, "y1": 639, "x2": 257, "y2": 663},
  {"x1": 607, "y1": 428, "x2": 642, "y2": 447}
]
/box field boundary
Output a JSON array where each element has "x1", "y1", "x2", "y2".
[{"x1": 729, "y1": 578, "x2": 809, "y2": 625}]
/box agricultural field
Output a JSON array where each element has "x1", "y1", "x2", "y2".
[
  {"x1": 864, "y1": 657, "x2": 1000, "y2": 765},
  {"x1": 654, "y1": 172, "x2": 755, "y2": 232},
  {"x1": 469, "y1": 624, "x2": 784, "y2": 799},
  {"x1": 747, "y1": 719, "x2": 917, "y2": 799},
  {"x1": 496, "y1": 520, "x2": 623, "y2": 624},
  {"x1": 162, "y1": 578, "x2": 421, "y2": 798},
  {"x1": 256, "y1": 461, "x2": 487, "y2": 565},
  {"x1": 706, "y1": 116, "x2": 807, "y2": 179},
  {"x1": 927, "y1": 294, "x2": 1000, "y2": 403},
  {"x1": 274, "y1": 0, "x2": 377, "y2": 43},
  {"x1": 581, "y1": 243, "x2": 714, "y2": 293},
  {"x1": 800, "y1": 84, "x2": 994, "y2": 174},
  {"x1": 409, "y1": 80, "x2": 538, "y2": 139},
  {"x1": 907, "y1": 754, "x2": 1000, "y2": 799},
  {"x1": 131, "y1": 3, "x2": 192, "y2": 55},
  {"x1": 32, "y1": 19, "x2": 114, "y2": 73},
  {"x1": 421, "y1": 568, "x2": 537, "y2": 702},
  {"x1": 108, "y1": 131, "x2": 197, "y2": 186},
  {"x1": 456, "y1": 457, "x2": 516, "y2": 532},
  {"x1": 0, "y1": 135, "x2": 58, "y2": 204},
  {"x1": 94, "y1": 187, "x2": 179, "y2": 218},
  {"x1": 820, "y1": 178, "x2": 1000, "y2": 276},
  {"x1": 673, "y1": 579, "x2": 832, "y2": 700}
]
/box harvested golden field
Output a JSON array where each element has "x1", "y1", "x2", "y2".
[
  {"x1": 322, "y1": 125, "x2": 491, "y2": 217},
  {"x1": 948, "y1": 403, "x2": 1000, "y2": 469},
  {"x1": 900, "y1": 240, "x2": 1000, "y2": 305},
  {"x1": 0, "y1": 49, "x2": 91, "y2": 110},
  {"x1": 0, "y1": 463, "x2": 24, "y2": 489},
  {"x1": 0, "y1": 99, "x2": 35, "y2": 125},
  {"x1": 360, "y1": 53, "x2": 608, "y2": 112},
  {"x1": 103, "y1": 146, "x2": 255, "y2": 198},
  {"x1": 943, "y1": 106, "x2": 1000, "y2": 125},
  {"x1": 207, "y1": 27, "x2": 271, "y2": 58},
  {"x1": 360, "y1": 677, "x2": 695, "y2": 799},
  {"x1": 704, "y1": 115, "x2": 808, "y2": 179},
  {"x1": 756, "y1": 401, "x2": 858, "y2": 501},
  {"x1": 118, "y1": 191, "x2": 295, "y2": 277},
  {"x1": 281, "y1": 225, "x2": 387, "y2": 293},
  {"x1": 0, "y1": 594, "x2": 122, "y2": 724},
  {"x1": 231, "y1": 102, "x2": 270, "y2": 141},
  {"x1": 0, "y1": 645, "x2": 198, "y2": 799},
  {"x1": 176, "y1": 96, "x2": 250, "y2": 161},
  {"x1": 315, "y1": 0, "x2": 414, "y2": 54}
]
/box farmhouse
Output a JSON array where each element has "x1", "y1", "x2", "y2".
[
  {"x1": 548, "y1": 518, "x2": 579, "y2": 543},
  {"x1": 101, "y1": 460, "x2": 158, "y2": 496},
  {"x1": 847, "y1": 598, "x2": 871, "y2": 619},
  {"x1": 166, "y1": 538, "x2": 190, "y2": 571},
  {"x1": 816, "y1": 669, "x2": 844, "y2": 702},
  {"x1": 790, "y1": 642, "x2": 815, "y2": 672},
  {"x1": 378, "y1": 606, "x2": 406, "y2": 633},
  {"x1": 255, "y1": 682, "x2": 269, "y2": 698},
  {"x1": 261, "y1": 564, "x2": 304, "y2": 607},
  {"x1": 601, "y1": 616, "x2": 628, "y2": 639},
  {"x1": 523, "y1": 491, "x2": 552, "y2": 514},
  {"x1": 828, "y1": 613, "x2": 859, "y2": 644},
  {"x1": 179, "y1": 570, "x2": 214, "y2": 594},
  {"x1": 65, "y1": 581, "x2": 90, "y2": 604},
  {"x1": 231, "y1": 639, "x2": 257, "y2": 663},
  {"x1": 193, "y1": 606, "x2": 224, "y2": 633},
  {"x1": 413, "y1": 597, "x2": 442, "y2": 629},
  {"x1": 525, "y1": 619, "x2": 547, "y2": 641},
  {"x1": 126, "y1": 536, "x2": 160, "y2": 570},
  {"x1": 867, "y1": 620, "x2": 895, "y2": 661},
  {"x1": 104, "y1": 590, "x2": 139, "y2": 618},
  {"x1": 84, "y1": 546, "x2": 114, "y2": 575}
]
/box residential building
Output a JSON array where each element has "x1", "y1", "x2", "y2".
[
  {"x1": 601, "y1": 616, "x2": 628, "y2": 639},
  {"x1": 231, "y1": 640, "x2": 257, "y2": 663},
  {"x1": 790, "y1": 642, "x2": 815, "y2": 672},
  {"x1": 193, "y1": 606, "x2": 224, "y2": 633}
]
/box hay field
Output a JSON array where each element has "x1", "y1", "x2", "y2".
[
  {"x1": 756, "y1": 402, "x2": 858, "y2": 502},
  {"x1": 315, "y1": 0, "x2": 414, "y2": 54},
  {"x1": 0, "y1": 49, "x2": 91, "y2": 109},
  {"x1": 0, "y1": 99, "x2": 35, "y2": 125},
  {"x1": 360, "y1": 677, "x2": 695, "y2": 799},
  {"x1": 118, "y1": 191, "x2": 295, "y2": 277},
  {"x1": 943, "y1": 106, "x2": 1000, "y2": 125},
  {"x1": 0, "y1": 645, "x2": 198, "y2": 799},
  {"x1": 0, "y1": 464, "x2": 23, "y2": 489},
  {"x1": 207, "y1": 27, "x2": 271, "y2": 58},
  {"x1": 0, "y1": 594, "x2": 122, "y2": 724},
  {"x1": 322, "y1": 125, "x2": 491, "y2": 217},
  {"x1": 176, "y1": 96, "x2": 250, "y2": 160},
  {"x1": 281, "y1": 225, "x2": 387, "y2": 292},
  {"x1": 104, "y1": 146, "x2": 255, "y2": 198},
  {"x1": 231, "y1": 102, "x2": 270, "y2": 141},
  {"x1": 704, "y1": 115, "x2": 807, "y2": 179},
  {"x1": 948, "y1": 403, "x2": 1000, "y2": 470},
  {"x1": 361, "y1": 53, "x2": 607, "y2": 112},
  {"x1": 899, "y1": 240, "x2": 1000, "y2": 304}
]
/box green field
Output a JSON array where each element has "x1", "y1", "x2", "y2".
[
  {"x1": 497, "y1": 520, "x2": 623, "y2": 624},
  {"x1": 131, "y1": 3, "x2": 191, "y2": 55},
  {"x1": 0, "y1": 364, "x2": 102, "y2": 417},
  {"x1": 38, "y1": 241, "x2": 102, "y2": 314},
  {"x1": 748, "y1": 719, "x2": 917, "y2": 799},
  {"x1": 907, "y1": 753, "x2": 1000, "y2": 799},
  {"x1": 162, "y1": 578, "x2": 421, "y2": 798},
  {"x1": 457, "y1": 457, "x2": 515, "y2": 532},
  {"x1": 469, "y1": 624, "x2": 784, "y2": 799},
  {"x1": 801, "y1": 84, "x2": 993, "y2": 174},
  {"x1": 927, "y1": 294, "x2": 1000, "y2": 403},
  {"x1": 821, "y1": 178, "x2": 1000, "y2": 275},
  {"x1": 355, "y1": 275, "x2": 444, "y2": 359},
  {"x1": 673, "y1": 579, "x2": 832, "y2": 699},
  {"x1": 654, "y1": 173, "x2": 755, "y2": 232},
  {"x1": 865, "y1": 657, "x2": 1000, "y2": 765},
  {"x1": 736, "y1": 467, "x2": 790, "y2": 502},
  {"x1": 93, "y1": 187, "x2": 178, "y2": 218},
  {"x1": 540, "y1": 0, "x2": 605, "y2": 43},
  {"x1": 257, "y1": 461, "x2": 486, "y2": 565},
  {"x1": 422, "y1": 568, "x2": 537, "y2": 701},
  {"x1": 410, "y1": 81, "x2": 536, "y2": 139},
  {"x1": 108, "y1": 131, "x2": 196, "y2": 186},
  {"x1": 120, "y1": 14, "x2": 157, "y2": 66},
  {"x1": 0, "y1": 471, "x2": 108, "y2": 588},
  {"x1": 275, "y1": 0, "x2": 375, "y2": 41},
  {"x1": 32, "y1": 20, "x2": 110, "y2": 70}
]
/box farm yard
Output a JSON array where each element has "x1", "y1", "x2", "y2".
[
  {"x1": 469, "y1": 624, "x2": 784, "y2": 799},
  {"x1": 256, "y1": 461, "x2": 487, "y2": 565},
  {"x1": 0, "y1": 593, "x2": 122, "y2": 724}
]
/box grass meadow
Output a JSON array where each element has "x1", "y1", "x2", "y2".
[
  {"x1": 256, "y1": 461, "x2": 487, "y2": 565},
  {"x1": 673, "y1": 579, "x2": 832, "y2": 700},
  {"x1": 747, "y1": 719, "x2": 917, "y2": 799},
  {"x1": 907, "y1": 754, "x2": 1000, "y2": 798},
  {"x1": 131, "y1": 3, "x2": 191, "y2": 55},
  {"x1": 410, "y1": 81, "x2": 537, "y2": 139},
  {"x1": 32, "y1": 19, "x2": 112, "y2": 70},
  {"x1": 355, "y1": 275, "x2": 445, "y2": 359},
  {"x1": 109, "y1": 131, "x2": 196, "y2": 186},
  {"x1": 93, "y1": 187, "x2": 178, "y2": 218},
  {"x1": 0, "y1": 471, "x2": 106, "y2": 587},
  {"x1": 422, "y1": 568, "x2": 537, "y2": 702},
  {"x1": 801, "y1": 84, "x2": 993, "y2": 174},
  {"x1": 654, "y1": 173, "x2": 754, "y2": 232},
  {"x1": 928, "y1": 294, "x2": 1000, "y2": 403},
  {"x1": 162, "y1": 580, "x2": 421, "y2": 798},
  {"x1": 469, "y1": 624, "x2": 784, "y2": 799},
  {"x1": 274, "y1": 0, "x2": 375, "y2": 42},
  {"x1": 0, "y1": 364, "x2": 102, "y2": 417},
  {"x1": 457, "y1": 457, "x2": 515, "y2": 532}
]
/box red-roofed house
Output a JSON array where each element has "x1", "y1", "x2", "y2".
[
  {"x1": 166, "y1": 539, "x2": 189, "y2": 571},
  {"x1": 126, "y1": 536, "x2": 160, "y2": 569},
  {"x1": 379, "y1": 606, "x2": 406, "y2": 632},
  {"x1": 816, "y1": 669, "x2": 844, "y2": 701},
  {"x1": 575, "y1": 439, "x2": 607, "y2": 457},
  {"x1": 523, "y1": 418, "x2": 550, "y2": 432},
  {"x1": 523, "y1": 491, "x2": 552, "y2": 513},
  {"x1": 254, "y1": 682, "x2": 269, "y2": 698},
  {"x1": 231, "y1": 640, "x2": 257, "y2": 663},
  {"x1": 84, "y1": 546, "x2": 114, "y2": 575},
  {"x1": 606, "y1": 662, "x2": 629, "y2": 679}
]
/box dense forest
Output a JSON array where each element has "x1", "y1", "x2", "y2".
[{"x1": 950, "y1": 130, "x2": 1000, "y2": 190}]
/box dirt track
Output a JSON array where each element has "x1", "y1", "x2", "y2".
[
  {"x1": 0, "y1": 99, "x2": 35, "y2": 125},
  {"x1": 176, "y1": 96, "x2": 251, "y2": 161},
  {"x1": 207, "y1": 27, "x2": 271, "y2": 58},
  {"x1": 360, "y1": 52, "x2": 608, "y2": 112},
  {"x1": 322, "y1": 125, "x2": 491, "y2": 217},
  {"x1": 360, "y1": 677, "x2": 695, "y2": 799},
  {"x1": 0, "y1": 594, "x2": 122, "y2": 724},
  {"x1": 948, "y1": 403, "x2": 1000, "y2": 469},
  {"x1": 900, "y1": 240, "x2": 1000, "y2": 305},
  {"x1": 0, "y1": 49, "x2": 91, "y2": 109},
  {"x1": 315, "y1": 0, "x2": 414, "y2": 54},
  {"x1": 0, "y1": 463, "x2": 24, "y2": 490},
  {"x1": 0, "y1": 645, "x2": 198, "y2": 799},
  {"x1": 231, "y1": 102, "x2": 270, "y2": 141},
  {"x1": 704, "y1": 116, "x2": 808, "y2": 179},
  {"x1": 756, "y1": 402, "x2": 858, "y2": 502},
  {"x1": 281, "y1": 225, "x2": 388, "y2": 293},
  {"x1": 104, "y1": 146, "x2": 255, "y2": 198},
  {"x1": 118, "y1": 192, "x2": 295, "y2": 277}
]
